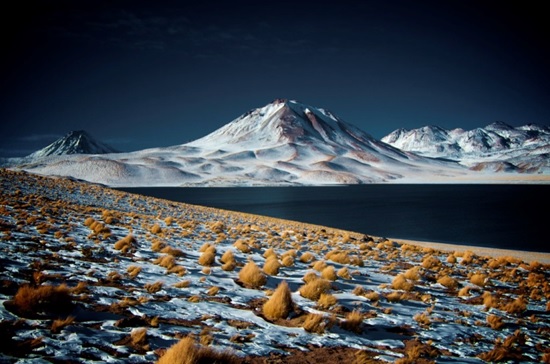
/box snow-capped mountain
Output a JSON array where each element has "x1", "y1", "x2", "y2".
[
  {"x1": 12, "y1": 100, "x2": 549, "y2": 186},
  {"x1": 15, "y1": 100, "x2": 472, "y2": 186},
  {"x1": 382, "y1": 122, "x2": 550, "y2": 173},
  {"x1": 27, "y1": 130, "x2": 118, "y2": 158}
]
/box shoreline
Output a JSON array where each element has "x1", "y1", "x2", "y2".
[{"x1": 392, "y1": 237, "x2": 550, "y2": 264}]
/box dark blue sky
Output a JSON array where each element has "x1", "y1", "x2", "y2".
[{"x1": 1, "y1": 0, "x2": 549, "y2": 157}]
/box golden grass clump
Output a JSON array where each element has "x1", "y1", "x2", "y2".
[
  {"x1": 174, "y1": 280, "x2": 191, "y2": 288},
  {"x1": 145, "y1": 281, "x2": 164, "y2": 294},
  {"x1": 421, "y1": 255, "x2": 440, "y2": 270},
  {"x1": 312, "y1": 260, "x2": 328, "y2": 272},
  {"x1": 220, "y1": 250, "x2": 235, "y2": 264},
  {"x1": 114, "y1": 234, "x2": 136, "y2": 252},
  {"x1": 156, "y1": 336, "x2": 238, "y2": 364},
  {"x1": 263, "y1": 256, "x2": 281, "y2": 276},
  {"x1": 281, "y1": 255, "x2": 294, "y2": 267},
  {"x1": 413, "y1": 312, "x2": 431, "y2": 326},
  {"x1": 199, "y1": 243, "x2": 215, "y2": 253},
  {"x1": 460, "y1": 250, "x2": 476, "y2": 265},
  {"x1": 302, "y1": 313, "x2": 326, "y2": 334},
  {"x1": 403, "y1": 266, "x2": 421, "y2": 281},
  {"x1": 262, "y1": 281, "x2": 294, "y2": 321},
  {"x1": 482, "y1": 292, "x2": 499, "y2": 309},
  {"x1": 51, "y1": 316, "x2": 75, "y2": 334},
  {"x1": 12, "y1": 284, "x2": 73, "y2": 317},
  {"x1": 198, "y1": 251, "x2": 216, "y2": 266},
  {"x1": 234, "y1": 239, "x2": 251, "y2": 253},
  {"x1": 470, "y1": 273, "x2": 487, "y2": 287},
  {"x1": 263, "y1": 248, "x2": 277, "y2": 259},
  {"x1": 392, "y1": 274, "x2": 414, "y2": 291},
  {"x1": 131, "y1": 327, "x2": 148, "y2": 348},
  {"x1": 155, "y1": 255, "x2": 176, "y2": 269},
  {"x1": 341, "y1": 310, "x2": 363, "y2": 333},
  {"x1": 299, "y1": 277, "x2": 331, "y2": 301},
  {"x1": 206, "y1": 286, "x2": 220, "y2": 296},
  {"x1": 238, "y1": 261, "x2": 267, "y2": 288},
  {"x1": 161, "y1": 246, "x2": 184, "y2": 257},
  {"x1": 487, "y1": 314, "x2": 505, "y2": 330},
  {"x1": 321, "y1": 266, "x2": 337, "y2": 281},
  {"x1": 317, "y1": 293, "x2": 337, "y2": 309},
  {"x1": 151, "y1": 239, "x2": 165, "y2": 252},
  {"x1": 303, "y1": 271, "x2": 319, "y2": 283},
  {"x1": 503, "y1": 296, "x2": 527, "y2": 315},
  {"x1": 337, "y1": 266, "x2": 352, "y2": 280},
  {"x1": 299, "y1": 252, "x2": 315, "y2": 263},
  {"x1": 386, "y1": 291, "x2": 404, "y2": 303},
  {"x1": 437, "y1": 275, "x2": 458, "y2": 290},
  {"x1": 127, "y1": 265, "x2": 142, "y2": 279},
  {"x1": 325, "y1": 250, "x2": 351, "y2": 265},
  {"x1": 150, "y1": 224, "x2": 162, "y2": 234}
]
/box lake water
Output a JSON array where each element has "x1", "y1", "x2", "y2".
[{"x1": 118, "y1": 185, "x2": 550, "y2": 253}]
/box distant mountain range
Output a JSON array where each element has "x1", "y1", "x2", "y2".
[
  {"x1": 5, "y1": 100, "x2": 549, "y2": 186},
  {"x1": 381, "y1": 122, "x2": 550, "y2": 173}
]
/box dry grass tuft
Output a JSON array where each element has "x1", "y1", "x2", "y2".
[
  {"x1": 403, "y1": 266, "x2": 421, "y2": 281},
  {"x1": 392, "y1": 274, "x2": 414, "y2": 291},
  {"x1": 413, "y1": 312, "x2": 431, "y2": 327},
  {"x1": 312, "y1": 260, "x2": 328, "y2": 272},
  {"x1": 299, "y1": 278, "x2": 331, "y2": 301},
  {"x1": 156, "y1": 336, "x2": 238, "y2": 364},
  {"x1": 281, "y1": 255, "x2": 294, "y2": 267},
  {"x1": 145, "y1": 281, "x2": 164, "y2": 294},
  {"x1": 337, "y1": 266, "x2": 352, "y2": 280},
  {"x1": 470, "y1": 273, "x2": 487, "y2": 287},
  {"x1": 477, "y1": 330, "x2": 526, "y2": 362},
  {"x1": 341, "y1": 310, "x2": 363, "y2": 333},
  {"x1": 198, "y1": 251, "x2": 216, "y2": 266},
  {"x1": 234, "y1": 239, "x2": 251, "y2": 253},
  {"x1": 487, "y1": 314, "x2": 505, "y2": 330},
  {"x1": 155, "y1": 255, "x2": 176, "y2": 269},
  {"x1": 299, "y1": 252, "x2": 315, "y2": 263},
  {"x1": 150, "y1": 224, "x2": 162, "y2": 234},
  {"x1": 503, "y1": 296, "x2": 527, "y2": 315},
  {"x1": 114, "y1": 234, "x2": 136, "y2": 252},
  {"x1": 262, "y1": 281, "x2": 293, "y2": 321},
  {"x1": 302, "y1": 313, "x2": 326, "y2": 334},
  {"x1": 51, "y1": 316, "x2": 75, "y2": 334},
  {"x1": 482, "y1": 292, "x2": 499, "y2": 309},
  {"x1": 317, "y1": 293, "x2": 337, "y2": 309},
  {"x1": 263, "y1": 256, "x2": 281, "y2": 276},
  {"x1": 437, "y1": 275, "x2": 458, "y2": 290},
  {"x1": 238, "y1": 261, "x2": 267, "y2": 289},
  {"x1": 321, "y1": 266, "x2": 337, "y2": 281},
  {"x1": 13, "y1": 284, "x2": 73, "y2": 317},
  {"x1": 127, "y1": 265, "x2": 142, "y2": 279},
  {"x1": 161, "y1": 246, "x2": 184, "y2": 257}
]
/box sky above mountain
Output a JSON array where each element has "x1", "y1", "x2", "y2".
[{"x1": 1, "y1": 0, "x2": 549, "y2": 157}]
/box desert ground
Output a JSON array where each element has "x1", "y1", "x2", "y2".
[{"x1": 1, "y1": 169, "x2": 549, "y2": 363}]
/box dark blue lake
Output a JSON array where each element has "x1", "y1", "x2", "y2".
[{"x1": 119, "y1": 185, "x2": 550, "y2": 253}]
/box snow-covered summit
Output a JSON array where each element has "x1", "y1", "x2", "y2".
[
  {"x1": 381, "y1": 122, "x2": 550, "y2": 172},
  {"x1": 188, "y1": 99, "x2": 382, "y2": 152},
  {"x1": 27, "y1": 130, "x2": 118, "y2": 159}
]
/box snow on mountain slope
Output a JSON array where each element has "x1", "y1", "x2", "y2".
[
  {"x1": 16, "y1": 99, "x2": 471, "y2": 186},
  {"x1": 27, "y1": 130, "x2": 118, "y2": 158},
  {"x1": 14, "y1": 100, "x2": 548, "y2": 186},
  {"x1": 382, "y1": 122, "x2": 550, "y2": 173}
]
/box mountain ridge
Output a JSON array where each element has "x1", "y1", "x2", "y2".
[
  {"x1": 381, "y1": 122, "x2": 550, "y2": 173},
  {"x1": 9, "y1": 100, "x2": 550, "y2": 186}
]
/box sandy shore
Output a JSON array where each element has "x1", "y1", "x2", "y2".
[{"x1": 392, "y1": 238, "x2": 550, "y2": 264}]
